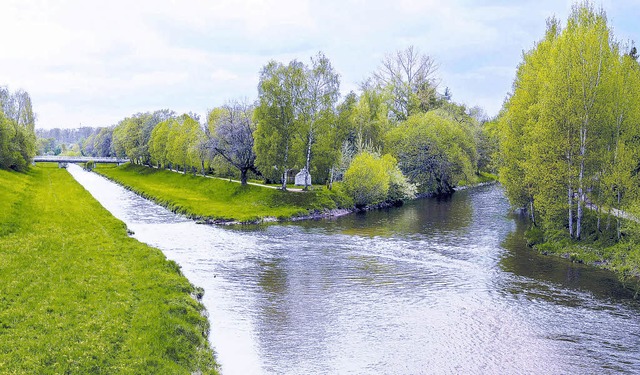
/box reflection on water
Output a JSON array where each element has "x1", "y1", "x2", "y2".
[{"x1": 67, "y1": 165, "x2": 640, "y2": 374}]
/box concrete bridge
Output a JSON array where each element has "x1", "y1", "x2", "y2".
[{"x1": 33, "y1": 156, "x2": 129, "y2": 167}]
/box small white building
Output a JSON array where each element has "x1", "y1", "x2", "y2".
[{"x1": 294, "y1": 168, "x2": 311, "y2": 186}]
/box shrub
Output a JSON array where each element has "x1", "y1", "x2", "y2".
[
  {"x1": 343, "y1": 152, "x2": 388, "y2": 206},
  {"x1": 84, "y1": 160, "x2": 96, "y2": 171},
  {"x1": 343, "y1": 152, "x2": 415, "y2": 207}
]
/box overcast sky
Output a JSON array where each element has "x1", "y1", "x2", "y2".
[{"x1": 1, "y1": 0, "x2": 638, "y2": 129}]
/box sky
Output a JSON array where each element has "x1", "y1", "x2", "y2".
[{"x1": 1, "y1": 0, "x2": 639, "y2": 130}]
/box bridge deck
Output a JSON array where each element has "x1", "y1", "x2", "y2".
[{"x1": 33, "y1": 156, "x2": 129, "y2": 164}]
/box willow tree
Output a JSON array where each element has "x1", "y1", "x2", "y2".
[
  {"x1": 386, "y1": 111, "x2": 476, "y2": 196},
  {"x1": 149, "y1": 119, "x2": 172, "y2": 168},
  {"x1": 167, "y1": 115, "x2": 203, "y2": 174}
]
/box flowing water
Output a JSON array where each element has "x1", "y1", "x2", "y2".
[{"x1": 67, "y1": 165, "x2": 640, "y2": 374}]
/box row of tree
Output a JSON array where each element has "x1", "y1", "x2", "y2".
[
  {"x1": 0, "y1": 87, "x2": 36, "y2": 171},
  {"x1": 56, "y1": 47, "x2": 493, "y2": 205},
  {"x1": 496, "y1": 3, "x2": 640, "y2": 240}
]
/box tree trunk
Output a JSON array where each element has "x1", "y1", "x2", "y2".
[
  {"x1": 529, "y1": 198, "x2": 536, "y2": 226},
  {"x1": 241, "y1": 169, "x2": 248, "y2": 185},
  {"x1": 281, "y1": 170, "x2": 288, "y2": 191},
  {"x1": 304, "y1": 130, "x2": 313, "y2": 190},
  {"x1": 328, "y1": 166, "x2": 334, "y2": 191},
  {"x1": 568, "y1": 185, "x2": 574, "y2": 238},
  {"x1": 281, "y1": 142, "x2": 289, "y2": 190},
  {"x1": 576, "y1": 126, "x2": 587, "y2": 240},
  {"x1": 201, "y1": 160, "x2": 205, "y2": 177},
  {"x1": 617, "y1": 190, "x2": 622, "y2": 240}
]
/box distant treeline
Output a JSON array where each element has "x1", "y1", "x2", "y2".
[{"x1": 0, "y1": 86, "x2": 36, "y2": 171}]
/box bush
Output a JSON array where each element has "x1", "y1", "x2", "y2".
[
  {"x1": 84, "y1": 160, "x2": 96, "y2": 171},
  {"x1": 343, "y1": 152, "x2": 388, "y2": 206},
  {"x1": 343, "y1": 152, "x2": 415, "y2": 207}
]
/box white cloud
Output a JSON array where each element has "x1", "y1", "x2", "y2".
[
  {"x1": 0, "y1": 0, "x2": 635, "y2": 128},
  {"x1": 211, "y1": 69, "x2": 239, "y2": 82}
]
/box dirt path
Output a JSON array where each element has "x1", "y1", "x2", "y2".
[{"x1": 157, "y1": 165, "x2": 306, "y2": 192}]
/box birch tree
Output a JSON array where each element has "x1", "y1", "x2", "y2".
[
  {"x1": 298, "y1": 52, "x2": 340, "y2": 189},
  {"x1": 254, "y1": 60, "x2": 305, "y2": 190}
]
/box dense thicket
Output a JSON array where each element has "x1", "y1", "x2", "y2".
[
  {"x1": 0, "y1": 86, "x2": 37, "y2": 171},
  {"x1": 497, "y1": 3, "x2": 640, "y2": 243}
]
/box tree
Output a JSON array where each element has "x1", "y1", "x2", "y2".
[
  {"x1": 350, "y1": 87, "x2": 390, "y2": 151},
  {"x1": 0, "y1": 86, "x2": 36, "y2": 171},
  {"x1": 343, "y1": 152, "x2": 390, "y2": 206},
  {"x1": 298, "y1": 52, "x2": 340, "y2": 189},
  {"x1": 372, "y1": 46, "x2": 439, "y2": 121},
  {"x1": 254, "y1": 60, "x2": 306, "y2": 190},
  {"x1": 319, "y1": 91, "x2": 358, "y2": 189},
  {"x1": 149, "y1": 120, "x2": 172, "y2": 168},
  {"x1": 167, "y1": 114, "x2": 202, "y2": 173},
  {"x1": 112, "y1": 110, "x2": 175, "y2": 165},
  {"x1": 497, "y1": 3, "x2": 640, "y2": 241},
  {"x1": 94, "y1": 127, "x2": 114, "y2": 157},
  {"x1": 386, "y1": 111, "x2": 476, "y2": 196},
  {"x1": 208, "y1": 101, "x2": 258, "y2": 184}
]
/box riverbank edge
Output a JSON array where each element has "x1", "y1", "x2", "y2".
[
  {"x1": 93, "y1": 165, "x2": 498, "y2": 225},
  {"x1": 0, "y1": 164, "x2": 219, "y2": 373},
  {"x1": 523, "y1": 224, "x2": 640, "y2": 294},
  {"x1": 535, "y1": 242, "x2": 640, "y2": 294}
]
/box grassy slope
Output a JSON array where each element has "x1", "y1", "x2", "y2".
[
  {"x1": 95, "y1": 164, "x2": 352, "y2": 223},
  {"x1": 0, "y1": 164, "x2": 218, "y2": 374}
]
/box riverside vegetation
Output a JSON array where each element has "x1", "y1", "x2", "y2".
[
  {"x1": 0, "y1": 164, "x2": 218, "y2": 374},
  {"x1": 94, "y1": 163, "x2": 353, "y2": 223},
  {"x1": 494, "y1": 2, "x2": 640, "y2": 287}
]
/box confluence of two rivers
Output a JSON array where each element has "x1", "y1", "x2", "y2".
[{"x1": 67, "y1": 164, "x2": 640, "y2": 374}]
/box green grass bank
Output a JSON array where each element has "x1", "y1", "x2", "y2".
[
  {"x1": 95, "y1": 164, "x2": 353, "y2": 223},
  {"x1": 0, "y1": 164, "x2": 218, "y2": 374}
]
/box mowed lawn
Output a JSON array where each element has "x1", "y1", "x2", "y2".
[
  {"x1": 95, "y1": 164, "x2": 350, "y2": 223},
  {"x1": 0, "y1": 164, "x2": 217, "y2": 374}
]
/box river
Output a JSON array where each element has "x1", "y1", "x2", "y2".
[{"x1": 67, "y1": 164, "x2": 640, "y2": 374}]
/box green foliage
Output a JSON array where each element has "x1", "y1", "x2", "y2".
[
  {"x1": 0, "y1": 87, "x2": 36, "y2": 171},
  {"x1": 386, "y1": 111, "x2": 476, "y2": 195},
  {"x1": 83, "y1": 160, "x2": 95, "y2": 171},
  {"x1": 96, "y1": 164, "x2": 350, "y2": 222},
  {"x1": 343, "y1": 152, "x2": 389, "y2": 206},
  {"x1": 343, "y1": 152, "x2": 414, "y2": 206},
  {"x1": 497, "y1": 2, "x2": 640, "y2": 240},
  {"x1": 149, "y1": 119, "x2": 172, "y2": 167},
  {"x1": 350, "y1": 88, "x2": 390, "y2": 150},
  {"x1": 112, "y1": 110, "x2": 175, "y2": 164},
  {"x1": 0, "y1": 164, "x2": 218, "y2": 374},
  {"x1": 254, "y1": 60, "x2": 305, "y2": 187}
]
